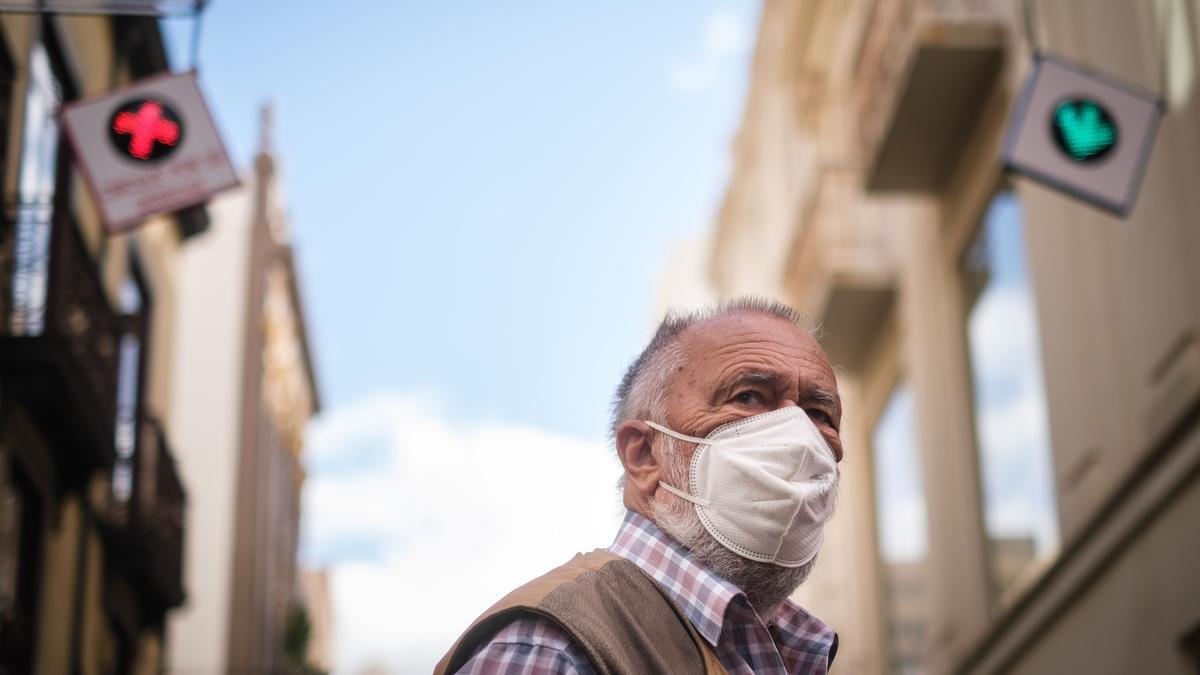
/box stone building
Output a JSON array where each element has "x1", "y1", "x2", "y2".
[
  {"x1": 167, "y1": 108, "x2": 321, "y2": 674},
  {"x1": 300, "y1": 567, "x2": 334, "y2": 673},
  {"x1": 0, "y1": 12, "x2": 207, "y2": 675},
  {"x1": 665, "y1": 0, "x2": 1200, "y2": 672}
]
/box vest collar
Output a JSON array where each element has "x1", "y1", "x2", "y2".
[{"x1": 610, "y1": 510, "x2": 827, "y2": 648}]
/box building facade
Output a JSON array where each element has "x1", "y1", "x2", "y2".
[
  {"x1": 0, "y1": 12, "x2": 205, "y2": 675},
  {"x1": 666, "y1": 0, "x2": 1200, "y2": 673},
  {"x1": 300, "y1": 567, "x2": 334, "y2": 673},
  {"x1": 167, "y1": 107, "x2": 321, "y2": 675}
]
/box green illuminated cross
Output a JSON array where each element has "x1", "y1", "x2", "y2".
[{"x1": 1053, "y1": 99, "x2": 1117, "y2": 162}]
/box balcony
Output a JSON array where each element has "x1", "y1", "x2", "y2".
[
  {"x1": 854, "y1": 0, "x2": 1007, "y2": 192},
  {"x1": 0, "y1": 203, "x2": 121, "y2": 480},
  {"x1": 105, "y1": 413, "x2": 187, "y2": 614},
  {"x1": 785, "y1": 169, "x2": 896, "y2": 371}
]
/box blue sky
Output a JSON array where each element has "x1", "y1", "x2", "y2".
[
  {"x1": 165, "y1": 1, "x2": 756, "y2": 440},
  {"x1": 163, "y1": 3, "x2": 758, "y2": 672},
  {"x1": 965, "y1": 194, "x2": 1059, "y2": 558}
]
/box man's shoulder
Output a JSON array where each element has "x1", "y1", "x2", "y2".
[
  {"x1": 455, "y1": 615, "x2": 593, "y2": 675},
  {"x1": 443, "y1": 551, "x2": 695, "y2": 674},
  {"x1": 484, "y1": 549, "x2": 624, "y2": 610},
  {"x1": 479, "y1": 550, "x2": 666, "y2": 639},
  {"x1": 486, "y1": 614, "x2": 576, "y2": 650},
  {"x1": 439, "y1": 551, "x2": 624, "y2": 673}
]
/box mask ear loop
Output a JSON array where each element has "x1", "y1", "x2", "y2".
[
  {"x1": 644, "y1": 421, "x2": 714, "y2": 507},
  {"x1": 657, "y1": 481, "x2": 711, "y2": 508},
  {"x1": 643, "y1": 420, "x2": 710, "y2": 445}
]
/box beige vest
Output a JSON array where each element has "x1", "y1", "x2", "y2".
[{"x1": 435, "y1": 550, "x2": 727, "y2": 674}]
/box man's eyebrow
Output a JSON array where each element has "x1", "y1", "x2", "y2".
[
  {"x1": 802, "y1": 387, "x2": 842, "y2": 418},
  {"x1": 712, "y1": 371, "x2": 785, "y2": 401}
]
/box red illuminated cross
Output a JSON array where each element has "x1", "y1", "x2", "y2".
[{"x1": 112, "y1": 101, "x2": 179, "y2": 160}]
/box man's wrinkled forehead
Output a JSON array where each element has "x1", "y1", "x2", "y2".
[{"x1": 676, "y1": 312, "x2": 837, "y2": 392}]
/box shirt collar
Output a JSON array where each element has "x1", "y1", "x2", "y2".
[
  {"x1": 608, "y1": 510, "x2": 836, "y2": 658},
  {"x1": 609, "y1": 510, "x2": 735, "y2": 645}
]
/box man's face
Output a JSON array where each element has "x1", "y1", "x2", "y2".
[
  {"x1": 662, "y1": 311, "x2": 843, "y2": 462},
  {"x1": 634, "y1": 310, "x2": 842, "y2": 615}
]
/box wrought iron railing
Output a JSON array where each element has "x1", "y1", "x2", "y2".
[
  {"x1": 107, "y1": 412, "x2": 187, "y2": 609},
  {"x1": 0, "y1": 201, "x2": 121, "y2": 459}
]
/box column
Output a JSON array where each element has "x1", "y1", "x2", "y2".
[{"x1": 896, "y1": 201, "x2": 991, "y2": 673}]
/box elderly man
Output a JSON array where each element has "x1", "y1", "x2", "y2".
[{"x1": 437, "y1": 299, "x2": 842, "y2": 674}]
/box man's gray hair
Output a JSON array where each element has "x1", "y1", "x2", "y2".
[{"x1": 610, "y1": 297, "x2": 815, "y2": 439}]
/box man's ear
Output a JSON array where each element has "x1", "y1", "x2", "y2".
[{"x1": 616, "y1": 420, "x2": 661, "y2": 498}]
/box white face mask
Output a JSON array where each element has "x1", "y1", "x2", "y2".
[{"x1": 646, "y1": 407, "x2": 838, "y2": 568}]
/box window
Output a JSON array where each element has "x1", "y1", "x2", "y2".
[
  {"x1": 8, "y1": 41, "x2": 62, "y2": 336},
  {"x1": 962, "y1": 191, "x2": 1058, "y2": 604},
  {"x1": 111, "y1": 280, "x2": 142, "y2": 514},
  {"x1": 872, "y1": 381, "x2": 928, "y2": 675},
  {"x1": 111, "y1": 250, "x2": 151, "y2": 520}
]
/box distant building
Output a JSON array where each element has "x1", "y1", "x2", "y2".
[
  {"x1": 300, "y1": 567, "x2": 335, "y2": 673},
  {"x1": 663, "y1": 0, "x2": 1200, "y2": 673},
  {"x1": 0, "y1": 12, "x2": 209, "y2": 675},
  {"x1": 884, "y1": 560, "x2": 928, "y2": 675},
  {"x1": 885, "y1": 537, "x2": 1033, "y2": 675},
  {"x1": 167, "y1": 107, "x2": 321, "y2": 674}
]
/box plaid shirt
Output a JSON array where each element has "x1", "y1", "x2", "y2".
[{"x1": 457, "y1": 511, "x2": 837, "y2": 674}]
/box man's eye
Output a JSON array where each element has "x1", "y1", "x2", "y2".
[
  {"x1": 806, "y1": 408, "x2": 834, "y2": 427},
  {"x1": 733, "y1": 390, "x2": 765, "y2": 405}
]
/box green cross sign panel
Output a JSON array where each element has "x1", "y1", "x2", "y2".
[{"x1": 1002, "y1": 55, "x2": 1162, "y2": 217}]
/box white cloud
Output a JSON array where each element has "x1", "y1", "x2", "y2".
[
  {"x1": 877, "y1": 492, "x2": 928, "y2": 563},
  {"x1": 871, "y1": 386, "x2": 929, "y2": 563},
  {"x1": 302, "y1": 393, "x2": 624, "y2": 675},
  {"x1": 968, "y1": 287, "x2": 1044, "y2": 377},
  {"x1": 704, "y1": 8, "x2": 752, "y2": 56},
  {"x1": 668, "y1": 7, "x2": 753, "y2": 94},
  {"x1": 977, "y1": 380, "x2": 1048, "y2": 462}
]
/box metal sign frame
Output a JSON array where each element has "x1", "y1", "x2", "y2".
[
  {"x1": 60, "y1": 69, "x2": 239, "y2": 232},
  {"x1": 1002, "y1": 53, "x2": 1164, "y2": 217},
  {"x1": 0, "y1": 0, "x2": 201, "y2": 16}
]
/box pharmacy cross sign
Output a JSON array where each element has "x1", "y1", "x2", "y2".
[
  {"x1": 1002, "y1": 55, "x2": 1162, "y2": 217},
  {"x1": 62, "y1": 71, "x2": 238, "y2": 233},
  {"x1": 109, "y1": 99, "x2": 183, "y2": 162}
]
